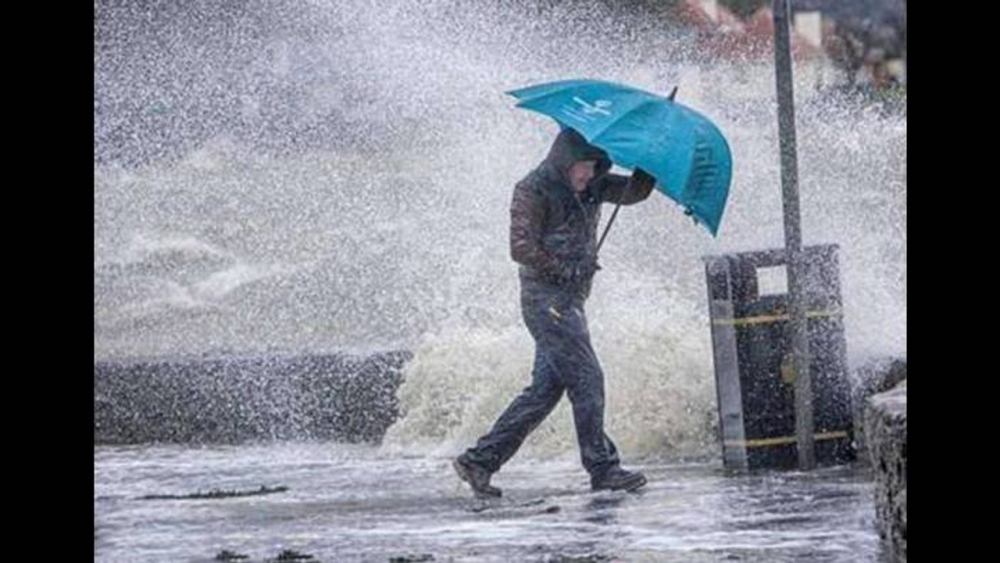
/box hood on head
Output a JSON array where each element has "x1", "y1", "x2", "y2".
[{"x1": 544, "y1": 127, "x2": 613, "y2": 184}]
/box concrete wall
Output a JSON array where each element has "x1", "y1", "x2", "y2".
[{"x1": 94, "y1": 351, "x2": 411, "y2": 444}]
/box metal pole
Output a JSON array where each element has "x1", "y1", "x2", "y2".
[{"x1": 772, "y1": 0, "x2": 814, "y2": 470}]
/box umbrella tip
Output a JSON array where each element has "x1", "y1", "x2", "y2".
[{"x1": 668, "y1": 86, "x2": 678, "y2": 101}]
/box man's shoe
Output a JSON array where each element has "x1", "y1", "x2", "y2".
[
  {"x1": 591, "y1": 466, "x2": 647, "y2": 492},
  {"x1": 453, "y1": 454, "x2": 502, "y2": 498}
]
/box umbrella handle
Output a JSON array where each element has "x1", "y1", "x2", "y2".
[{"x1": 596, "y1": 200, "x2": 623, "y2": 255}]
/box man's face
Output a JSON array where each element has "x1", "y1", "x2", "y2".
[{"x1": 568, "y1": 160, "x2": 597, "y2": 193}]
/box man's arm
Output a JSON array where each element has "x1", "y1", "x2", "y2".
[
  {"x1": 510, "y1": 181, "x2": 561, "y2": 277},
  {"x1": 595, "y1": 168, "x2": 656, "y2": 205}
]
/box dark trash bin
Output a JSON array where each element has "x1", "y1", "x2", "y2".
[{"x1": 704, "y1": 244, "x2": 855, "y2": 471}]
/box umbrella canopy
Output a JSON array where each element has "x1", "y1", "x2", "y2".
[{"x1": 508, "y1": 78, "x2": 732, "y2": 236}]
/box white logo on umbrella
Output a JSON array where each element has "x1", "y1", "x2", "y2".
[{"x1": 572, "y1": 97, "x2": 613, "y2": 116}]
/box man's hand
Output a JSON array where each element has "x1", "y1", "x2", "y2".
[
  {"x1": 573, "y1": 258, "x2": 601, "y2": 281},
  {"x1": 546, "y1": 258, "x2": 601, "y2": 284},
  {"x1": 631, "y1": 168, "x2": 656, "y2": 191}
]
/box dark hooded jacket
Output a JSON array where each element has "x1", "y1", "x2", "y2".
[{"x1": 510, "y1": 128, "x2": 654, "y2": 295}]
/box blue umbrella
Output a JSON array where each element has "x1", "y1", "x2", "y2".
[{"x1": 507, "y1": 78, "x2": 732, "y2": 236}]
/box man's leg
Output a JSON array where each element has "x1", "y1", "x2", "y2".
[
  {"x1": 543, "y1": 300, "x2": 646, "y2": 491},
  {"x1": 460, "y1": 346, "x2": 564, "y2": 474},
  {"x1": 543, "y1": 303, "x2": 620, "y2": 475}
]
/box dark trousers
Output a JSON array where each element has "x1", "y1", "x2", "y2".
[{"x1": 462, "y1": 277, "x2": 620, "y2": 476}]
